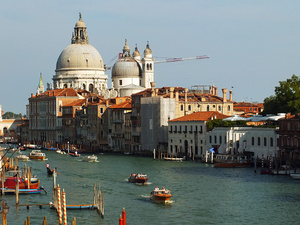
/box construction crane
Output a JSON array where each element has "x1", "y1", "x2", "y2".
[
  {"x1": 104, "y1": 55, "x2": 209, "y2": 71},
  {"x1": 155, "y1": 55, "x2": 209, "y2": 64}
]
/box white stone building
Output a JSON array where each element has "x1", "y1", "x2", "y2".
[
  {"x1": 168, "y1": 111, "x2": 228, "y2": 159},
  {"x1": 206, "y1": 127, "x2": 279, "y2": 159}
]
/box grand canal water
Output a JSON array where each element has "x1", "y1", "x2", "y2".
[{"x1": 2, "y1": 148, "x2": 300, "y2": 225}]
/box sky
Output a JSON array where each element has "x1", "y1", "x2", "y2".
[{"x1": 1, "y1": 0, "x2": 300, "y2": 114}]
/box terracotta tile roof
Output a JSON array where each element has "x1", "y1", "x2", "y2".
[
  {"x1": 63, "y1": 99, "x2": 87, "y2": 107},
  {"x1": 109, "y1": 100, "x2": 132, "y2": 109},
  {"x1": 32, "y1": 88, "x2": 78, "y2": 98},
  {"x1": 170, "y1": 111, "x2": 229, "y2": 122},
  {"x1": 234, "y1": 101, "x2": 259, "y2": 107},
  {"x1": 132, "y1": 86, "x2": 230, "y2": 103}
]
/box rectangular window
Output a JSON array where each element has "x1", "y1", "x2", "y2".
[{"x1": 119, "y1": 80, "x2": 122, "y2": 85}]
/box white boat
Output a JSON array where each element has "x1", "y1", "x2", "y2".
[
  {"x1": 290, "y1": 174, "x2": 300, "y2": 180},
  {"x1": 56, "y1": 149, "x2": 66, "y2": 154},
  {"x1": 29, "y1": 150, "x2": 46, "y2": 160},
  {"x1": 82, "y1": 155, "x2": 98, "y2": 162},
  {"x1": 163, "y1": 156, "x2": 185, "y2": 162},
  {"x1": 15, "y1": 154, "x2": 29, "y2": 161}
]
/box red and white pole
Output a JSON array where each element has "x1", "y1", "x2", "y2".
[
  {"x1": 261, "y1": 154, "x2": 264, "y2": 169},
  {"x1": 57, "y1": 185, "x2": 62, "y2": 224},
  {"x1": 63, "y1": 189, "x2": 67, "y2": 225},
  {"x1": 269, "y1": 154, "x2": 272, "y2": 170}
]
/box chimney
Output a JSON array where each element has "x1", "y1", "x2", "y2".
[
  {"x1": 31, "y1": 93, "x2": 33, "y2": 98},
  {"x1": 175, "y1": 91, "x2": 179, "y2": 101},
  {"x1": 169, "y1": 87, "x2": 174, "y2": 99},
  {"x1": 229, "y1": 90, "x2": 233, "y2": 101},
  {"x1": 222, "y1": 88, "x2": 227, "y2": 103},
  {"x1": 184, "y1": 88, "x2": 188, "y2": 102},
  {"x1": 151, "y1": 82, "x2": 156, "y2": 97},
  {"x1": 214, "y1": 87, "x2": 218, "y2": 96},
  {"x1": 155, "y1": 89, "x2": 159, "y2": 96}
]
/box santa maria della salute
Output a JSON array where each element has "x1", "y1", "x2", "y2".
[{"x1": 49, "y1": 13, "x2": 154, "y2": 98}]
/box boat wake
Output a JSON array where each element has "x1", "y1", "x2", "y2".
[{"x1": 135, "y1": 182, "x2": 152, "y2": 186}]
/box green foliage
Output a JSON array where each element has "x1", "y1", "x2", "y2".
[
  {"x1": 2, "y1": 112, "x2": 23, "y2": 119},
  {"x1": 206, "y1": 119, "x2": 247, "y2": 130},
  {"x1": 263, "y1": 75, "x2": 300, "y2": 115}
]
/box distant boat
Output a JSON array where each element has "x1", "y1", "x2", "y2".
[
  {"x1": 128, "y1": 173, "x2": 148, "y2": 184},
  {"x1": 214, "y1": 161, "x2": 252, "y2": 168},
  {"x1": 29, "y1": 150, "x2": 46, "y2": 160},
  {"x1": 15, "y1": 154, "x2": 29, "y2": 161},
  {"x1": 69, "y1": 150, "x2": 80, "y2": 157},
  {"x1": 82, "y1": 155, "x2": 98, "y2": 162},
  {"x1": 290, "y1": 174, "x2": 300, "y2": 180},
  {"x1": 164, "y1": 156, "x2": 185, "y2": 162}
]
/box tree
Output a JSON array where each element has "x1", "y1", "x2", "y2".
[{"x1": 263, "y1": 75, "x2": 300, "y2": 115}]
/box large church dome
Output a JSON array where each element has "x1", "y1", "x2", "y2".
[
  {"x1": 112, "y1": 58, "x2": 141, "y2": 78},
  {"x1": 56, "y1": 44, "x2": 104, "y2": 71}
]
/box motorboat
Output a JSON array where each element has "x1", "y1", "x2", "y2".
[
  {"x1": 15, "y1": 154, "x2": 29, "y2": 161},
  {"x1": 128, "y1": 173, "x2": 148, "y2": 184},
  {"x1": 29, "y1": 150, "x2": 46, "y2": 160},
  {"x1": 290, "y1": 174, "x2": 300, "y2": 180},
  {"x1": 260, "y1": 168, "x2": 273, "y2": 174},
  {"x1": 69, "y1": 151, "x2": 80, "y2": 157},
  {"x1": 164, "y1": 157, "x2": 185, "y2": 162},
  {"x1": 82, "y1": 155, "x2": 98, "y2": 162},
  {"x1": 0, "y1": 176, "x2": 40, "y2": 189},
  {"x1": 56, "y1": 149, "x2": 66, "y2": 154},
  {"x1": 150, "y1": 187, "x2": 172, "y2": 203}
]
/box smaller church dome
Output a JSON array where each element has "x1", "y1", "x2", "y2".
[
  {"x1": 133, "y1": 46, "x2": 140, "y2": 57},
  {"x1": 112, "y1": 58, "x2": 142, "y2": 78},
  {"x1": 144, "y1": 43, "x2": 152, "y2": 55}
]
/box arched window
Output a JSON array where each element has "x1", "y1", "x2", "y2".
[
  {"x1": 258, "y1": 137, "x2": 261, "y2": 146},
  {"x1": 181, "y1": 105, "x2": 184, "y2": 111},
  {"x1": 89, "y1": 84, "x2": 94, "y2": 92},
  {"x1": 252, "y1": 137, "x2": 255, "y2": 145},
  {"x1": 64, "y1": 84, "x2": 68, "y2": 88},
  {"x1": 188, "y1": 105, "x2": 191, "y2": 111},
  {"x1": 207, "y1": 105, "x2": 210, "y2": 111},
  {"x1": 264, "y1": 137, "x2": 267, "y2": 146},
  {"x1": 82, "y1": 84, "x2": 86, "y2": 90}
]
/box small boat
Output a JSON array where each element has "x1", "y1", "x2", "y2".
[
  {"x1": 56, "y1": 149, "x2": 66, "y2": 154},
  {"x1": 15, "y1": 154, "x2": 29, "y2": 161},
  {"x1": 47, "y1": 163, "x2": 55, "y2": 175},
  {"x1": 82, "y1": 155, "x2": 98, "y2": 162},
  {"x1": 1, "y1": 188, "x2": 44, "y2": 194},
  {"x1": 0, "y1": 176, "x2": 40, "y2": 189},
  {"x1": 164, "y1": 156, "x2": 185, "y2": 162},
  {"x1": 150, "y1": 187, "x2": 172, "y2": 203},
  {"x1": 290, "y1": 174, "x2": 300, "y2": 180},
  {"x1": 69, "y1": 151, "x2": 80, "y2": 157},
  {"x1": 214, "y1": 161, "x2": 252, "y2": 168},
  {"x1": 29, "y1": 150, "x2": 46, "y2": 160},
  {"x1": 260, "y1": 168, "x2": 273, "y2": 174},
  {"x1": 128, "y1": 173, "x2": 148, "y2": 184}
]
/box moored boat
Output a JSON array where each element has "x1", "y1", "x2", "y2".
[
  {"x1": 69, "y1": 151, "x2": 80, "y2": 157},
  {"x1": 15, "y1": 154, "x2": 29, "y2": 161},
  {"x1": 29, "y1": 150, "x2": 46, "y2": 160},
  {"x1": 128, "y1": 173, "x2": 148, "y2": 184},
  {"x1": 0, "y1": 176, "x2": 40, "y2": 189},
  {"x1": 214, "y1": 161, "x2": 252, "y2": 168},
  {"x1": 150, "y1": 187, "x2": 172, "y2": 203},
  {"x1": 290, "y1": 174, "x2": 300, "y2": 180},
  {"x1": 82, "y1": 155, "x2": 98, "y2": 162}
]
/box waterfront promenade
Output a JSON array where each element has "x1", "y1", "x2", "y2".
[{"x1": 1, "y1": 149, "x2": 300, "y2": 225}]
